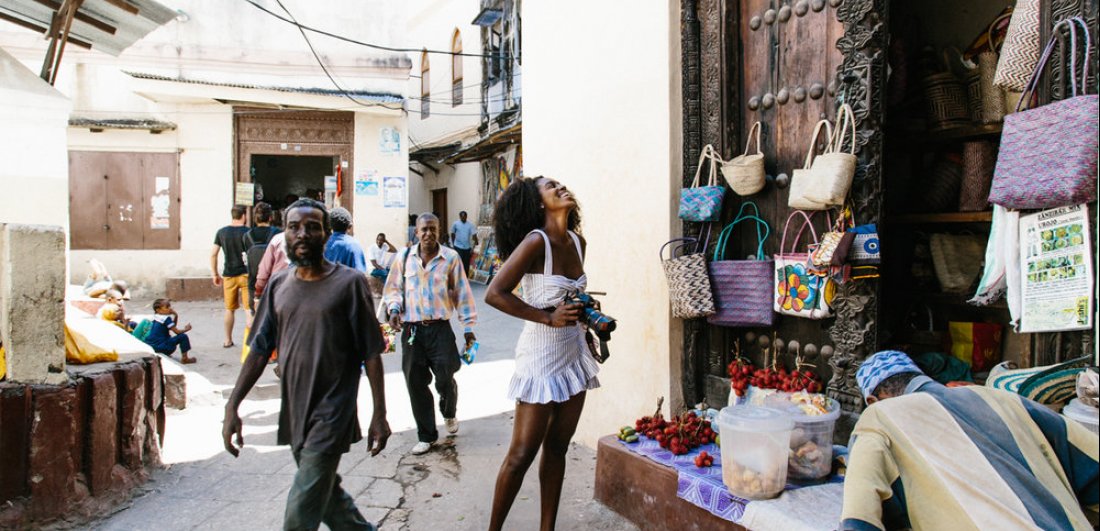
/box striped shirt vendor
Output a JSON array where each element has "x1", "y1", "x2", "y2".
[{"x1": 840, "y1": 350, "x2": 1099, "y2": 531}]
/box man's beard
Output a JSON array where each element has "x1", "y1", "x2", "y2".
[{"x1": 289, "y1": 243, "x2": 324, "y2": 267}]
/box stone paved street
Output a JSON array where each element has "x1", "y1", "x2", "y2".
[{"x1": 89, "y1": 285, "x2": 635, "y2": 531}]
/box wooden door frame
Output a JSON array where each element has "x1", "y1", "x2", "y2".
[
  {"x1": 679, "y1": 0, "x2": 887, "y2": 417},
  {"x1": 432, "y1": 188, "x2": 449, "y2": 235},
  {"x1": 234, "y1": 109, "x2": 355, "y2": 214}
]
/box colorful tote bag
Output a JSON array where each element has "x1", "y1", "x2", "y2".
[
  {"x1": 708, "y1": 202, "x2": 775, "y2": 327},
  {"x1": 774, "y1": 211, "x2": 836, "y2": 319},
  {"x1": 989, "y1": 17, "x2": 1098, "y2": 209},
  {"x1": 679, "y1": 145, "x2": 726, "y2": 222}
]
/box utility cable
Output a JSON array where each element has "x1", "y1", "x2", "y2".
[{"x1": 241, "y1": 0, "x2": 518, "y2": 60}]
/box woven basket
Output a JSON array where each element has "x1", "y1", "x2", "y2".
[
  {"x1": 930, "y1": 233, "x2": 986, "y2": 293},
  {"x1": 994, "y1": 0, "x2": 1040, "y2": 91},
  {"x1": 921, "y1": 157, "x2": 963, "y2": 212},
  {"x1": 707, "y1": 203, "x2": 774, "y2": 328},
  {"x1": 965, "y1": 70, "x2": 984, "y2": 122},
  {"x1": 807, "y1": 104, "x2": 857, "y2": 206},
  {"x1": 959, "y1": 140, "x2": 996, "y2": 211},
  {"x1": 721, "y1": 121, "x2": 766, "y2": 196},
  {"x1": 788, "y1": 119, "x2": 833, "y2": 210},
  {"x1": 978, "y1": 52, "x2": 1006, "y2": 123},
  {"x1": 922, "y1": 72, "x2": 970, "y2": 131},
  {"x1": 661, "y1": 238, "x2": 716, "y2": 319}
]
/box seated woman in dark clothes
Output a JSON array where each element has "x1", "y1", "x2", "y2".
[{"x1": 144, "y1": 298, "x2": 196, "y2": 364}]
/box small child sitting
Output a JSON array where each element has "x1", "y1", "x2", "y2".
[
  {"x1": 142, "y1": 298, "x2": 196, "y2": 364},
  {"x1": 96, "y1": 290, "x2": 135, "y2": 332}
]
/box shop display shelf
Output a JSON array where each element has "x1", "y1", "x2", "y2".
[
  {"x1": 888, "y1": 211, "x2": 994, "y2": 224},
  {"x1": 898, "y1": 290, "x2": 1008, "y2": 309},
  {"x1": 889, "y1": 123, "x2": 1004, "y2": 143}
]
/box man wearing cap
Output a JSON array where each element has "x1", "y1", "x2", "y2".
[
  {"x1": 840, "y1": 350, "x2": 1099, "y2": 531},
  {"x1": 324, "y1": 207, "x2": 368, "y2": 273}
]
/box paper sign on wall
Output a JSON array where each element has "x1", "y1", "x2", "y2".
[
  {"x1": 150, "y1": 176, "x2": 171, "y2": 229},
  {"x1": 380, "y1": 127, "x2": 401, "y2": 154},
  {"x1": 1019, "y1": 204, "x2": 1094, "y2": 333},
  {"x1": 235, "y1": 182, "x2": 255, "y2": 206},
  {"x1": 356, "y1": 170, "x2": 379, "y2": 196},
  {"x1": 383, "y1": 176, "x2": 406, "y2": 208}
]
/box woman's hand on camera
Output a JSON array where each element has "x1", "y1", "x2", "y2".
[{"x1": 547, "y1": 302, "x2": 583, "y2": 327}]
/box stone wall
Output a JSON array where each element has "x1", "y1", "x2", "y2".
[{"x1": 0, "y1": 357, "x2": 164, "y2": 528}]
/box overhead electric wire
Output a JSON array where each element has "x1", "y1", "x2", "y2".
[
  {"x1": 241, "y1": 0, "x2": 518, "y2": 61},
  {"x1": 273, "y1": 0, "x2": 395, "y2": 110}
]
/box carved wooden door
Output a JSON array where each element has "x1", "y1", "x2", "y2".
[{"x1": 683, "y1": 0, "x2": 888, "y2": 422}]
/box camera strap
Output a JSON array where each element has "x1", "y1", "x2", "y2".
[{"x1": 587, "y1": 329, "x2": 611, "y2": 364}]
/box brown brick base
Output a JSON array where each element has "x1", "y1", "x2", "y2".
[
  {"x1": 0, "y1": 357, "x2": 164, "y2": 528},
  {"x1": 165, "y1": 277, "x2": 222, "y2": 301}
]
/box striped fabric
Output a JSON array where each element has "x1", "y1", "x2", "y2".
[
  {"x1": 382, "y1": 245, "x2": 477, "y2": 334},
  {"x1": 840, "y1": 382, "x2": 1099, "y2": 531},
  {"x1": 507, "y1": 230, "x2": 599, "y2": 404}
]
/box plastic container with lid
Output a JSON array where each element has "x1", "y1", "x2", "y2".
[
  {"x1": 763, "y1": 393, "x2": 841, "y2": 480},
  {"x1": 716, "y1": 405, "x2": 794, "y2": 500},
  {"x1": 1063, "y1": 398, "x2": 1099, "y2": 435}
]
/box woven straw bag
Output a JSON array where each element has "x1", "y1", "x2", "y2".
[
  {"x1": 679, "y1": 145, "x2": 726, "y2": 222},
  {"x1": 990, "y1": 18, "x2": 1099, "y2": 209},
  {"x1": 930, "y1": 233, "x2": 986, "y2": 293},
  {"x1": 788, "y1": 119, "x2": 832, "y2": 211},
  {"x1": 994, "y1": 0, "x2": 1039, "y2": 91},
  {"x1": 707, "y1": 202, "x2": 774, "y2": 328},
  {"x1": 807, "y1": 104, "x2": 857, "y2": 206},
  {"x1": 959, "y1": 140, "x2": 996, "y2": 212},
  {"x1": 661, "y1": 237, "x2": 716, "y2": 319},
  {"x1": 721, "y1": 122, "x2": 766, "y2": 196}
]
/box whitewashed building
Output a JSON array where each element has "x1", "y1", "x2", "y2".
[{"x1": 0, "y1": 0, "x2": 411, "y2": 290}]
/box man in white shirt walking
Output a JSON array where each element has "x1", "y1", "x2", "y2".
[
  {"x1": 450, "y1": 211, "x2": 478, "y2": 275},
  {"x1": 368, "y1": 233, "x2": 397, "y2": 302}
]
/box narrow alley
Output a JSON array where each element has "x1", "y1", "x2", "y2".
[{"x1": 89, "y1": 286, "x2": 635, "y2": 531}]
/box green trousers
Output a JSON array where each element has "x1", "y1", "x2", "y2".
[{"x1": 284, "y1": 448, "x2": 375, "y2": 531}]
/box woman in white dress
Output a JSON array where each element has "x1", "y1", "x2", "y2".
[{"x1": 485, "y1": 176, "x2": 601, "y2": 531}]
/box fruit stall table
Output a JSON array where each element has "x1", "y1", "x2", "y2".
[{"x1": 594, "y1": 435, "x2": 846, "y2": 530}]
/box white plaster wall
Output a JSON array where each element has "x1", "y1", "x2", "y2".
[
  {"x1": 523, "y1": 1, "x2": 682, "y2": 447},
  {"x1": 406, "y1": 0, "x2": 484, "y2": 144},
  {"x1": 352, "y1": 113, "x2": 412, "y2": 248},
  {"x1": 414, "y1": 162, "x2": 482, "y2": 231},
  {"x1": 68, "y1": 102, "x2": 233, "y2": 290},
  {"x1": 0, "y1": 50, "x2": 71, "y2": 233}
]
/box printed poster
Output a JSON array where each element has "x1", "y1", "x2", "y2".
[
  {"x1": 234, "y1": 182, "x2": 255, "y2": 207},
  {"x1": 1019, "y1": 204, "x2": 1094, "y2": 333},
  {"x1": 150, "y1": 176, "x2": 170, "y2": 229},
  {"x1": 379, "y1": 127, "x2": 401, "y2": 154},
  {"x1": 355, "y1": 170, "x2": 379, "y2": 196},
  {"x1": 383, "y1": 176, "x2": 406, "y2": 208}
]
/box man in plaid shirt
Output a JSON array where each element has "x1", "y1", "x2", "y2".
[{"x1": 384, "y1": 213, "x2": 478, "y2": 455}]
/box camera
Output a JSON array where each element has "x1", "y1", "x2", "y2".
[{"x1": 566, "y1": 292, "x2": 617, "y2": 336}]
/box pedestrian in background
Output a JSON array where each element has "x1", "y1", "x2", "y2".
[
  {"x1": 323, "y1": 207, "x2": 367, "y2": 272},
  {"x1": 484, "y1": 176, "x2": 599, "y2": 531},
  {"x1": 223, "y1": 199, "x2": 390, "y2": 530},
  {"x1": 211, "y1": 205, "x2": 251, "y2": 348},
  {"x1": 243, "y1": 202, "x2": 281, "y2": 311},
  {"x1": 450, "y1": 210, "x2": 479, "y2": 275},
  {"x1": 383, "y1": 213, "x2": 477, "y2": 455},
  {"x1": 368, "y1": 233, "x2": 397, "y2": 302}
]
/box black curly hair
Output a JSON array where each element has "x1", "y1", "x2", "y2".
[{"x1": 493, "y1": 176, "x2": 582, "y2": 259}]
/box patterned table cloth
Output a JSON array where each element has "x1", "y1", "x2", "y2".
[{"x1": 617, "y1": 436, "x2": 844, "y2": 524}]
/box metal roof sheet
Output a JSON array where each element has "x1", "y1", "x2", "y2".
[
  {"x1": 0, "y1": 0, "x2": 177, "y2": 56},
  {"x1": 123, "y1": 70, "x2": 404, "y2": 103}
]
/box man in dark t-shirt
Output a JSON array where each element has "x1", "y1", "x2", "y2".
[
  {"x1": 223, "y1": 199, "x2": 391, "y2": 530},
  {"x1": 211, "y1": 205, "x2": 251, "y2": 348}
]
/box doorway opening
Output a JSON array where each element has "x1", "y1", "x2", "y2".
[
  {"x1": 432, "y1": 188, "x2": 449, "y2": 244},
  {"x1": 251, "y1": 154, "x2": 336, "y2": 215}
]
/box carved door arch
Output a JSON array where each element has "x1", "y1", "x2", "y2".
[{"x1": 234, "y1": 109, "x2": 355, "y2": 213}]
